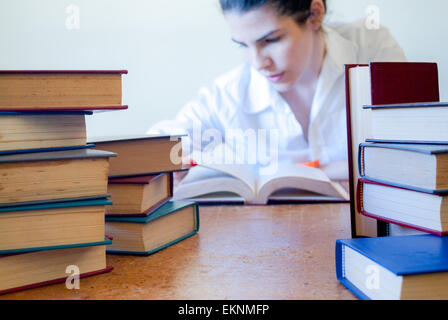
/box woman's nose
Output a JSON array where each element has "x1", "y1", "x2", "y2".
[{"x1": 250, "y1": 48, "x2": 272, "y2": 71}]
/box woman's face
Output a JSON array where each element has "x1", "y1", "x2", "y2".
[{"x1": 224, "y1": 5, "x2": 318, "y2": 93}]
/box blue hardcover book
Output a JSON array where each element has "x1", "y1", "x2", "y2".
[
  {"x1": 336, "y1": 234, "x2": 448, "y2": 300},
  {"x1": 363, "y1": 101, "x2": 448, "y2": 143},
  {"x1": 359, "y1": 142, "x2": 448, "y2": 193},
  {"x1": 105, "y1": 201, "x2": 199, "y2": 255}
]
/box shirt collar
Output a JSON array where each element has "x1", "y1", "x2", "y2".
[{"x1": 243, "y1": 24, "x2": 359, "y2": 115}]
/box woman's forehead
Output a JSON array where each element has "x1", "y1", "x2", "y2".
[{"x1": 224, "y1": 6, "x2": 295, "y2": 41}]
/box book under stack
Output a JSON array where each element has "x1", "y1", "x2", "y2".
[
  {"x1": 89, "y1": 135, "x2": 200, "y2": 255},
  {"x1": 0, "y1": 70, "x2": 128, "y2": 294},
  {"x1": 337, "y1": 61, "x2": 448, "y2": 299}
]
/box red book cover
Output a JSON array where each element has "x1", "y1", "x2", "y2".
[
  {"x1": 345, "y1": 62, "x2": 440, "y2": 238},
  {"x1": 0, "y1": 266, "x2": 113, "y2": 296},
  {"x1": 370, "y1": 62, "x2": 439, "y2": 105},
  {"x1": 357, "y1": 178, "x2": 447, "y2": 236}
]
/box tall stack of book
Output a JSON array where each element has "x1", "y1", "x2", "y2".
[
  {"x1": 89, "y1": 135, "x2": 199, "y2": 255},
  {"x1": 0, "y1": 70, "x2": 128, "y2": 294},
  {"x1": 337, "y1": 62, "x2": 448, "y2": 299}
]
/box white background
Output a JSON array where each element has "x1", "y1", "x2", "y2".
[{"x1": 1, "y1": 0, "x2": 446, "y2": 139}]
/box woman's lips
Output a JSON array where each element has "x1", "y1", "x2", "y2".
[{"x1": 266, "y1": 72, "x2": 285, "y2": 83}]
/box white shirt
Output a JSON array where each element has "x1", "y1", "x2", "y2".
[{"x1": 148, "y1": 21, "x2": 406, "y2": 172}]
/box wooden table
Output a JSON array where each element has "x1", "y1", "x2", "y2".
[{"x1": 0, "y1": 203, "x2": 357, "y2": 300}]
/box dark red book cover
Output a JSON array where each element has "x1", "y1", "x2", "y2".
[{"x1": 370, "y1": 62, "x2": 439, "y2": 105}]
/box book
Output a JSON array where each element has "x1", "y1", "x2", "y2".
[
  {"x1": 106, "y1": 173, "x2": 173, "y2": 217},
  {"x1": 172, "y1": 162, "x2": 349, "y2": 204},
  {"x1": 0, "y1": 198, "x2": 112, "y2": 253},
  {"x1": 359, "y1": 143, "x2": 448, "y2": 193},
  {"x1": 0, "y1": 70, "x2": 128, "y2": 111},
  {"x1": 364, "y1": 102, "x2": 448, "y2": 143},
  {"x1": 336, "y1": 234, "x2": 448, "y2": 300},
  {"x1": 89, "y1": 134, "x2": 184, "y2": 177},
  {"x1": 0, "y1": 148, "x2": 115, "y2": 206},
  {"x1": 345, "y1": 62, "x2": 440, "y2": 237},
  {"x1": 0, "y1": 111, "x2": 89, "y2": 152},
  {"x1": 0, "y1": 238, "x2": 112, "y2": 295},
  {"x1": 105, "y1": 201, "x2": 199, "y2": 255},
  {"x1": 358, "y1": 178, "x2": 448, "y2": 236}
]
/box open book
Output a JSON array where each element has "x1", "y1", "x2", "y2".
[{"x1": 173, "y1": 162, "x2": 350, "y2": 205}]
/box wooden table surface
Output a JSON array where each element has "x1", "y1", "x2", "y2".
[{"x1": 0, "y1": 203, "x2": 357, "y2": 300}]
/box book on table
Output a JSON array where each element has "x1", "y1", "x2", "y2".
[
  {"x1": 345, "y1": 61, "x2": 440, "y2": 237},
  {"x1": 336, "y1": 234, "x2": 448, "y2": 300},
  {"x1": 0, "y1": 238, "x2": 112, "y2": 295},
  {"x1": 0, "y1": 198, "x2": 112, "y2": 253},
  {"x1": 105, "y1": 201, "x2": 199, "y2": 255},
  {"x1": 358, "y1": 178, "x2": 447, "y2": 236},
  {"x1": 0, "y1": 70, "x2": 128, "y2": 111},
  {"x1": 89, "y1": 134, "x2": 185, "y2": 177},
  {"x1": 0, "y1": 148, "x2": 115, "y2": 206},
  {"x1": 106, "y1": 172, "x2": 173, "y2": 217},
  {"x1": 173, "y1": 161, "x2": 349, "y2": 205}
]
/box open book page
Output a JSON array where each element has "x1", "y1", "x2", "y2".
[
  {"x1": 254, "y1": 163, "x2": 350, "y2": 204},
  {"x1": 172, "y1": 165, "x2": 255, "y2": 201}
]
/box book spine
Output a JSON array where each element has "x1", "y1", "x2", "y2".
[
  {"x1": 334, "y1": 241, "x2": 370, "y2": 300},
  {"x1": 358, "y1": 144, "x2": 366, "y2": 177}
]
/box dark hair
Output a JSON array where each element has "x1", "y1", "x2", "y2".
[{"x1": 219, "y1": 0, "x2": 327, "y2": 25}]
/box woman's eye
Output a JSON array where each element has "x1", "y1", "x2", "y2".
[{"x1": 265, "y1": 37, "x2": 281, "y2": 44}]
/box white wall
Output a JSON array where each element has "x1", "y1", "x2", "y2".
[{"x1": 1, "y1": 0, "x2": 447, "y2": 139}]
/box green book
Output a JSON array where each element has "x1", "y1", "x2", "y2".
[
  {"x1": 0, "y1": 198, "x2": 112, "y2": 254},
  {"x1": 105, "y1": 201, "x2": 199, "y2": 255}
]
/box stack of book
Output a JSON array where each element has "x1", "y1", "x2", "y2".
[
  {"x1": 337, "y1": 62, "x2": 448, "y2": 299},
  {"x1": 89, "y1": 135, "x2": 200, "y2": 255},
  {"x1": 0, "y1": 70, "x2": 128, "y2": 294}
]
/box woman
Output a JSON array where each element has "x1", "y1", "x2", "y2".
[{"x1": 148, "y1": 0, "x2": 406, "y2": 180}]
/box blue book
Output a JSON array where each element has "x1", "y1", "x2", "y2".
[
  {"x1": 359, "y1": 142, "x2": 448, "y2": 194},
  {"x1": 105, "y1": 201, "x2": 199, "y2": 255},
  {"x1": 336, "y1": 234, "x2": 448, "y2": 300}
]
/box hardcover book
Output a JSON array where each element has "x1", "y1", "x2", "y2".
[
  {"x1": 89, "y1": 134, "x2": 185, "y2": 177},
  {"x1": 0, "y1": 70, "x2": 128, "y2": 111},
  {"x1": 106, "y1": 172, "x2": 173, "y2": 217},
  {"x1": 336, "y1": 235, "x2": 448, "y2": 300},
  {"x1": 105, "y1": 201, "x2": 199, "y2": 255},
  {"x1": 173, "y1": 161, "x2": 349, "y2": 204},
  {"x1": 359, "y1": 142, "x2": 448, "y2": 193},
  {"x1": 0, "y1": 198, "x2": 112, "y2": 253},
  {"x1": 0, "y1": 238, "x2": 112, "y2": 295},
  {"x1": 0, "y1": 148, "x2": 115, "y2": 206},
  {"x1": 345, "y1": 62, "x2": 440, "y2": 237},
  {"x1": 358, "y1": 178, "x2": 447, "y2": 236},
  {"x1": 0, "y1": 111, "x2": 90, "y2": 152},
  {"x1": 364, "y1": 102, "x2": 448, "y2": 143}
]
